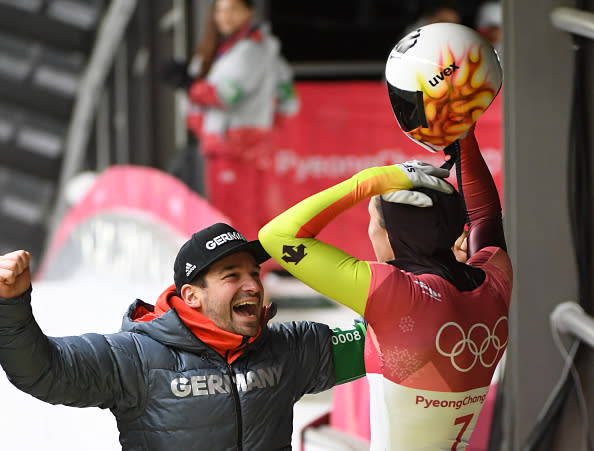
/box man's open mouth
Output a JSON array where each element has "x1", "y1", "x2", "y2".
[{"x1": 233, "y1": 301, "x2": 258, "y2": 317}]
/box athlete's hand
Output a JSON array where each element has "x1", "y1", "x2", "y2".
[
  {"x1": 0, "y1": 250, "x2": 32, "y2": 299},
  {"x1": 452, "y1": 230, "x2": 468, "y2": 263},
  {"x1": 395, "y1": 160, "x2": 453, "y2": 194}
]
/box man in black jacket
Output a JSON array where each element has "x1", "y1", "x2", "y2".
[{"x1": 0, "y1": 222, "x2": 365, "y2": 450}]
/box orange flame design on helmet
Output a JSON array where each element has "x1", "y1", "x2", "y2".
[{"x1": 409, "y1": 44, "x2": 499, "y2": 149}]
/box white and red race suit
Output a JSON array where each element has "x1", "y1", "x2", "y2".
[{"x1": 259, "y1": 129, "x2": 512, "y2": 450}]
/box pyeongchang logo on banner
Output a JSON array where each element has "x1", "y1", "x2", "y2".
[{"x1": 274, "y1": 149, "x2": 411, "y2": 182}]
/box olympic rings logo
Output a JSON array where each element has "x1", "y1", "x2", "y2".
[{"x1": 435, "y1": 317, "x2": 508, "y2": 372}]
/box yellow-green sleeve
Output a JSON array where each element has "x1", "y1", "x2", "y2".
[{"x1": 258, "y1": 165, "x2": 414, "y2": 316}]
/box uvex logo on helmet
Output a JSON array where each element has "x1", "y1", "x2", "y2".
[{"x1": 428, "y1": 62, "x2": 460, "y2": 87}]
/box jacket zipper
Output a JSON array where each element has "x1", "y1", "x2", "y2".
[{"x1": 226, "y1": 351, "x2": 243, "y2": 451}]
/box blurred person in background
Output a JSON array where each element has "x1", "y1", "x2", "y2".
[
  {"x1": 404, "y1": 0, "x2": 463, "y2": 34},
  {"x1": 182, "y1": 0, "x2": 299, "y2": 244},
  {"x1": 0, "y1": 222, "x2": 365, "y2": 450},
  {"x1": 475, "y1": 1, "x2": 503, "y2": 60}
]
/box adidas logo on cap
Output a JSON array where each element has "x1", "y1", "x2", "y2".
[{"x1": 185, "y1": 263, "x2": 196, "y2": 277}]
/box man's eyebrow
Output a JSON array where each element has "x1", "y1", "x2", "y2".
[{"x1": 216, "y1": 264, "x2": 239, "y2": 273}]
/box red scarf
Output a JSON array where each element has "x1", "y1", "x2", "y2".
[{"x1": 134, "y1": 284, "x2": 268, "y2": 363}]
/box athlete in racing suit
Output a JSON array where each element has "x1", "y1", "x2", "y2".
[{"x1": 258, "y1": 128, "x2": 512, "y2": 450}]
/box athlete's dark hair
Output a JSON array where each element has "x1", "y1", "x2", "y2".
[{"x1": 373, "y1": 195, "x2": 386, "y2": 229}]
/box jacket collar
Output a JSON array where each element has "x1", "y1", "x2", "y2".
[{"x1": 127, "y1": 285, "x2": 275, "y2": 363}]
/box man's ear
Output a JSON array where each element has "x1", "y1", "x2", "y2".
[{"x1": 181, "y1": 284, "x2": 202, "y2": 308}]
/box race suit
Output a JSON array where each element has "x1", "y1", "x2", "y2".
[{"x1": 258, "y1": 132, "x2": 512, "y2": 450}]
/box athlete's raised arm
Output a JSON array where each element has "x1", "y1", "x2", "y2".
[
  {"x1": 457, "y1": 125, "x2": 506, "y2": 257},
  {"x1": 259, "y1": 162, "x2": 452, "y2": 316}
]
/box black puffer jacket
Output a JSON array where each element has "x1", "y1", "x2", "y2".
[{"x1": 0, "y1": 288, "x2": 335, "y2": 450}]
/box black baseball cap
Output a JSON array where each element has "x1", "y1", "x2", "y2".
[{"x1": 174, "y1": 223, "x2": 270, "y2": 294}]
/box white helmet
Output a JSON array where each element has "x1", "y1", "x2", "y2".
[{"x1": 385, "y1": 22, "x2": 503, "y2": 152}]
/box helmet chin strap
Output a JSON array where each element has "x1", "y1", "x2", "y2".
[
  {"x1": 440, "y1": 140, "x2": 459, "y2": 170},
  {"x1": 441, "y1": 140, "x2": 470, "y2": 226}
]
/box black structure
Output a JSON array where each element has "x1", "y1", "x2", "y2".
[{"x1": 0, "y1": 0, "x2": 105, "y2": 268}]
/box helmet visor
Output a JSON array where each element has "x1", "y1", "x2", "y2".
[{"x1": 387, "y1": 83, "x2": 428, "y2": 132}]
